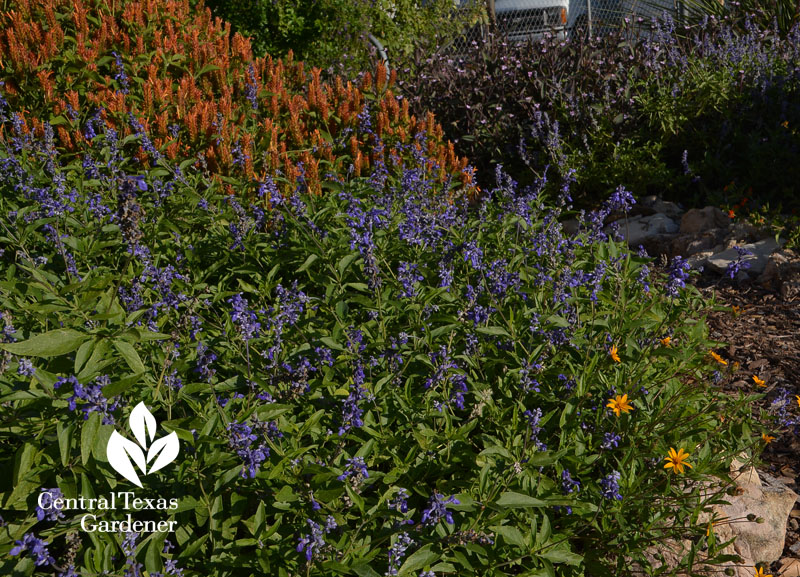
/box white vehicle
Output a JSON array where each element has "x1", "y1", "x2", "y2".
[
  {"x1": 492, "y1": 0, "x2": 570, "y2": 41},
  {"x1": 566, "y1": 0, "x2": 677, "y2": 36}
]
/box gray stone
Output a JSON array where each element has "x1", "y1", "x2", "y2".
[
  {"x1": 687, "y1": 250, "x2": 714, "y2": 270},
  {"x1": 705, "y1": 238, "x2": 784, "y2": 276},
  {"x1": 637, "y1": 456, "x2": 797, "y2": 576},
  {"x1": 680, "y1": 206, "x2": 731, "y2": 235},
  {"x1": 714, "y1": 460, "x2": 799, "y2": 564},
  {"x1": 561, "y1": 219, "x2": 580, "y2": 236},
  {"x1": 757, "y1": 248, "x2": 800, "y2": 288},
  {"x1": 606, "y1": 213, "x2": 679, "y2": 247}
]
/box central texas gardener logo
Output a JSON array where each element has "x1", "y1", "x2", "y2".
[{"x1": 107, "y1": 402, "x2": 179, "y2": 487}]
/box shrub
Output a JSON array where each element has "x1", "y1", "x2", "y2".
[
  {"x1": 202, "y1": 0, "x2": 485, "y2": 74},
  {"x1": 0, "y1": 92, "x2": 772, "y2": 576},
  {"x1": 398, "y1": 17, "x2": 800, "y2": 210},
  {"x1": 0, "y1": 0, "x2": 473, "y2": 199}
]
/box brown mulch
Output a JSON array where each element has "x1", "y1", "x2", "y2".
[{"x1": 690, "y1": 271, "x2": 800, "y2": 562}]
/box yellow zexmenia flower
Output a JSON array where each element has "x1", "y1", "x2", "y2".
[
  {"x1": 762, "y1": 433, "x2": 776, "y2": 444},
  {"x1": 754, "y1": 566, "x2": 772, "y2": 577},
  {"x1": 752, "y1": 375, "x2": 766, "y2": 387},
  {"x1": 664, "y1": 447, "x2": 693, "y2": 474},
  {"x1": 796, "y1": 395, "x2": 800, "y2": 408},
  {"x1": 710, "y1": 351, "x2": 728, "y2": 366},
  {"x1": 660, "y1": 336, "x2": 672, "y2": 347},
  {"x1": 609, "y1": 345, "x2": 621, "y2": 363},
  {"x1": 607, "y1": 394, "x2": 633, "y2": 417}
]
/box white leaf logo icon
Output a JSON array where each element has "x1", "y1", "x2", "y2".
[
  {"x1": 107, "y1": 402, "x2": 180, "y2": 487},
  {"x1": 130, "y1": 402, "x2": 157, "y2": 448},
  {"x1": 147, "y1": 432, "x2": 179, "y2": 474}
]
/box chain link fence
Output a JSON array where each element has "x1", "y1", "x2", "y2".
[{"x1": 449, "y1": 0, "x2": 683, "y2": 52}]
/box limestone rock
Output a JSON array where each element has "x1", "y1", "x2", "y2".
[
  {"x1": 705, "y1": 238, "x2": 784, "y2": 276},
  {"x1": 757, "y1": 248, "x2": 800, "y2": 289},
  {"x1": 639, "y1": 196, "x2": 683, "y2": 219},
  {"x1": 561, "y1": 218, "x2": 580, "y2": 236},
  {"x1": 713, "y1": 461, "x2": 798, "y2": 564},
  {"x1": 637, "y1": 456, "x2": 797, "y2": 576},
  {"x1": 606, "y1": 213, "x2": 679, "y2": 247},
  {"x1": 779, "y1": 558, "x2": 800, "y2": 577},
  {"x1": 681, "y1": 207, "x2": 731, "y2": 235}
]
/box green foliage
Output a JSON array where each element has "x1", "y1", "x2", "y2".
[
  {"x1": 202, "y1": 0, "x2": 483, "y2": 73},
  {"x1": 0, "y1": 101, "x2": 768, "y2": 576}
]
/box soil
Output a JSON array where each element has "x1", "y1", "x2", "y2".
[{"x1": 689, "y1": 270, "x2": 800, "y2": 564}]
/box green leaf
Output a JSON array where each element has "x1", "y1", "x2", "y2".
[
  {"x1": 74, "y1": 338, "x2": 96, "y2": 374},
  {"x1": 0, "y1": 329, "x2": 89, "y2": 357},
  {"x1": 496, "y1": 491, "x2": 548, "y2": 508},
  {"x1": 298, "y1": 254, "x2": 319, "y2": 272},
  {"x1": 194, "y1": 63, "x2": 221, "y2": 79},
  {"x1": 398, "y1": 545, "x2": 438, "y2": 575},
  {"x1": 338, "y1": 253, "x2": 358, "y2": 277},
  {"x1": 144, "y1": 531, "x2": 168, "y2": 574},
  {"x1": 81, "y1": 412, "x2": 102, "y2": 465},
  {"x1": 57, "y1": 422, "x2": 75, "y2": 468},
  {"x1": 540, "y1": 548, "x2": 583, "y2": 566},
  {"x1": 102, "y1": 373, "x2": 143, "y2": 398},
  {"x1": 113, "y1": 340, "x2": 146, "y2": 374},
  {"x1": 476, "y1": 326, "x2": 511, "y2": 337},
  {"x1": 352, "y1": 563, "x2": 382, "y2": 577},
  {"x1": 493, "y1": 525, "x2": 526, "y2": 548},
  {"x1": 12, "y1": 443, "x2": 37, "y2": 486}
]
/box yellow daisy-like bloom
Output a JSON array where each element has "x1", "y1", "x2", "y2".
[
  {"x1": 609, "y1": 345, "x2": 621, "y2": 363},
  {"x1": 732, "y1": 305, "x2": 742, "y2": 315},
  {"x1": 752, "y1": 375, "x2": 766, "y2": 387},
  {"x1": 709, "y1": 351, "x2": 728, "y2": 366},
  {"x1": 606, "y1": 394, "x2": 633, "y2": 417},
  {"x1": 796, "y1": 395, "x2": 800, "y2": 408},
  {"x1": 664, "y1": 447, "x2": 693, "y2": 474},
  {"x1": 660, "y1": 336, "x2": 672, "y2": 347},
  {"x1": 754, "y1": 566, "x2": 772, "y2": 577},
  {"x1": 762, "y1": 433, "x2": 776, "y2": 444}
]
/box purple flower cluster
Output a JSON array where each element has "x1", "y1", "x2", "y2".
[
  {"x1": 601, "y1": 432, "x2": 621, "y2": 450},
  {"x1": 296, "y1": 517, "x2": 336, "y2": 562},
  {"x1": 600, "y1": 471, "x2": 623, "y2": 500},
  {"x1": 55, "y1": 374, "x2": 121, "y2": 425},
  {"x1": 112, "y1": 51, "x2": 130, "y2": 94},
  {"x1": 228, "y1": 292, "x2": 261, "y2": 341},
  {"x1": 397, "y1": 261, "x2": 423, "y2": 299},
  {"x1": 9, "y1": 532, "x2": 55, "y2": 566},
  {"x1": 561, "y1": 469, "x2": 580, "y2": 494},
  {"x1": 227, "y1": 418, "x2": 280, "y2": 479},
  {"x1": 194, "y1": 342, "x2": 217, "y2": 382},
  {"x1": 388, "y1": 488, "x2": 410, "y2": 514},
  {"x1": 17, "y1": 357, "x2": 35, "y2": 376},
  {"x1": 337, "y1": 456, "x2": 369, "y2": 482},
  {"x1": 665, "y1": 255, "x2": 691, "y2": 298},
  {"x1": 386, "y1": 532, "x2": 415, "y2": 576},
  {"x1": 420, "y1": 492, "x2": 460, "y2": 526},
  {"x1": 524, "y1": 408, "x2": 547, "y2": 451},
  {"x1": 36, "y1": 488, "x2": 65, "y2": 521},
  {"x1": 726, "y1": 245, "x2": 753, "y2": 279},
  {"x1": 122, "y1": 531, "x2": 143, "y2": 577}
]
